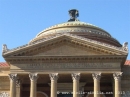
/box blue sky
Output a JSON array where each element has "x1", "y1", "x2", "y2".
[{"x1": 0, "y1": 0, "x2": 130, "y2": 62}]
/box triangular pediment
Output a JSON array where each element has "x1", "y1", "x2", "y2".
[
  {"x1": 3, "y1": 33, "x2": 128, "y2": 58},
  {"x1": 35, "y1": 44, "x2": 105, "y2": 56}
]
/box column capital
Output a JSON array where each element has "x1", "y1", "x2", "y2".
[
  {"x1": 8, "y1": 73, "x2": 17, "y2": 81},
  {"x1": 49, "y1": 73, "x2": 58, "y2": 81},
  {"x1": 16, "y1": 79, "x2": 21, "y2": 87},
  {"x1": 113, "y1": 72, "x2": 122, "y2": 80},
  {"x1": 29, "y1": 73, "x2": 38, "y2": 81},
  {"x1": 92, "y1": 72, "x2": 101, "y2": 80},
  {"x1": 71, "y1": 73, "x2": 80, "y2": 81}
]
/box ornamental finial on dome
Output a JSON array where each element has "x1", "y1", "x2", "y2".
[{"x1": 68, "y1": 9, "x2": 79, "y2": 22}]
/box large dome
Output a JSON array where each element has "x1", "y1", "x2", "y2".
[{"x1": 30, "y1": 21, "x2": 121, "y2": 47}]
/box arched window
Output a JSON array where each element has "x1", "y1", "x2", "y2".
[{"x1": 37, "y1": 91, "x2": 48, "y2": 97}]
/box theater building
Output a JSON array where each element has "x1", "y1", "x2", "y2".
[{"x1": 0, "y1": 10, "x2": 130, "y2": 97}]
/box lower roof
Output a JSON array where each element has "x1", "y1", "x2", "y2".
[{"x1": 0, "y1": 62, "x2": 9, "y2": 67}]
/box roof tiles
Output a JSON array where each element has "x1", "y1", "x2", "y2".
[
  {"x1": 0, "y1": 62, "x2": 9, "y2": 68},
  {"x1": 124, "y1": 60, "x2": 130, "y2": 65}
]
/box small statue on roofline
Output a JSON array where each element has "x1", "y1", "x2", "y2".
[
  {"x1": 122, "y1": 42, "x2": 128, "y2": 51},
  {"x1": 68, "y1": 9, "x2": 79, "y2": 22},
  {"x1": 2, "y1": 44, "x2": 8, "y2": 53}
]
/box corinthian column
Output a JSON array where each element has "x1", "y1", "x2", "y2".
[
  {"x1": 8, "y1": 73, "x2": 18, "y2": 97},
  {"x1": 92, "y1": 73, "x2": 101, "y2": 97},
  {"x1": 71, "y1": 73, "x2": 80, "y2": 97},
  {"x1": 49, "y1": 73, "x2": 58, "y2": 97},
  {"x1": 29, "y1": 73, "x2": 38, "y2": 97},
  {"x1": 113, "y1": 72, "x2": 122, "y2": 97},
  {"x1": 16, "y1": 79, "x2": 21, "y2": 97}
]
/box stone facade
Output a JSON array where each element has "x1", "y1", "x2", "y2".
[{"x1": 0, "y1": 16, "x2": 130, "y2": 97}]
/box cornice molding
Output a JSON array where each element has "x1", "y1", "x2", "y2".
[
  {"x1": 6, "y1": 55, "x2": 126, "y2": 64},
  {"x1": 2, "y1": 33, "x2": 128, "y2": 57}
]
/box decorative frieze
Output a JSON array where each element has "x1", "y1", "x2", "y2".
[{"x1": 11, "y1": 62, "x2": 119, "y2": 71}]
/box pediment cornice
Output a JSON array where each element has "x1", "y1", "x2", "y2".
[
  {"x1": 5, "y1": 55, "x2": 126, "y2": 64},
  {"x1": 2, "y1": 33, "x2": 128, "y2": 57}
]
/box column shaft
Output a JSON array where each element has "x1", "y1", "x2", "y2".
[
  {"x1": 51, "y1": 80, "x2": 57, "y2": 97},
  {"x1": 92, "y1": 73, "x2": 101, "y2": 97},
  {"x1": 29, "y1": 73, "x2": 38, "y2": 97},
  {"x1": 72, "y1": 73, "x2": 80, "y2": 97},
  {"x1": 10, "y1": 80, "x2": 16, "y2": 97},
  {"x1": 113, "y1": 72, "x2": 122, "y2": 97},
  {"x1": 49, "y1": 73, "x2": 58, "y2": 97},
  {"x1": 16, "y1": 79, "x2": 21, "y2": 97},
  {"x1": 9, "y1": 74, "x2": 17, "y2": 97},
  {"x1": 16, "y1": 85, "x2": 21, "y2": 97},
  {"x1": 94, "y1": 79, "x2": 100, "y2": 97}
]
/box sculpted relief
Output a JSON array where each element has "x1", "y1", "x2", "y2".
[{"x1": 10, "y1": 62, "x2": 120, "y2": 71}]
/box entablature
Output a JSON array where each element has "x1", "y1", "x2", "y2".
[{"x1": 6, "y1": 55, "x2": 126, "y2": 64}]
